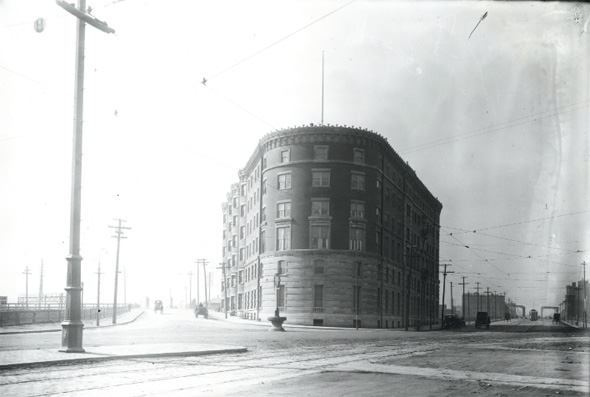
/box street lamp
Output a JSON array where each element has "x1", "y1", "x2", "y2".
[
  {"x1": 56, "y1": 0, "x2": 115, "y2": 353},
  {"x1": 268, "y1": 273, "x2": 286, "y2": 331}
]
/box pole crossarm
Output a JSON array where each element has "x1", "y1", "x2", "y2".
[{"x1": 56, "y1": 0, "x2": 115, "y2": 34}]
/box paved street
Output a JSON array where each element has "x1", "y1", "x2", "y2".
[{"x1": 1, "y1": 310, "x2": 588, "y2": 396}]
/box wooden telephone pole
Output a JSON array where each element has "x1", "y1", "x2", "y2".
[
  {"x1": 109, "y1": 219, "x2": 130, "y2": 324},
  {"x1": 439, "y1": 264, "x2": 453, "y2": 326}
]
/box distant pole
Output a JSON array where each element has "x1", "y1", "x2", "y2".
[
  {"x1": 221, "y1": 262, "x2": 228, "y2": 319},
  {"x1": 451, "y1": 281, "x2": 455, "y2": 314},
  {"x1": 439, "y1": 264, "x2": 453, "y2": 325},
  {"x1": 23, "y1": 266, "x2": 32, "y2": 308},
  {"x1": 208, "y1": 272, "x2": 212, "y2": 304},
  {"x1": 195, "y1": 259, "x2": 201, "y2": 305},
  {"x1": 38, "y1": 260, "x2": 44, "y2": 309},
  {"x1": 109, "y1": 218, "x2": 131, "y2": 324},
  {"x1": 475, "y1": 282, "x2": 481, "y2": 311},
  {"x1": 459, "y1": 277, "x2": 469, "y2": 322},
  {"x1": 95, "y1": 259, "x2": 103, "y2": 326},
  {"x1": 494, "y1": 291, "x2": 498, "y2": 320},
  {"x1": 321, "y1": 51, "x2": 325, "y2": 125},
  {"x1": 485, "y1": 287, "x2": 491, "y2": 314},
  {"x1": 188, "y1": 271, "x2": 193, "y2": 308},
  {"x1": 202, "y1": 259, "x2": 209, "y2": 307},
  {"x1": 57, "y1": 0, "x2": 114, "y2": 353},
  {"x1": 582, "y1": 262, "x2": 587, "y2": 328}
]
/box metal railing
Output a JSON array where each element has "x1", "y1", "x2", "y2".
[{"x1": 0, "y1": 304, "x2": 131, "y2": 326}]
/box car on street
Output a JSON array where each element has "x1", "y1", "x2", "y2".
[
  {"x1": 475, "y1": 311, "x2": 490, "y2": 329},
  {"x1": 442, "y1": 314, "x2": 465, "y2": 329},
  {"x1": 154, "y1": 300, "x2": 164, "y2": 314},
  {"x1": 194, "y1": 303, "x2": 208, "y2": 319}
]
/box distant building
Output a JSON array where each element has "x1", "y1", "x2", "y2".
[
  {"x1": 220, "y1": 125, "x2": 442, "y2": 328},
  {"x1": 461, "y1": 292, "x2": 506, "y2": 322},
  {"x1": 560, "y1": 280, "x2": 589, "y2": 326}
]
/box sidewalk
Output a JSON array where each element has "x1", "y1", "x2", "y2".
[{"x1": 0, "y1": 310, "x2": 247, "y2": 369}]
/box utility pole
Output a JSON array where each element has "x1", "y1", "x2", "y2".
[
  {"x1": 451, "y1": 281, "x2": 455, "y2": 314},
  {"x1": 220, "y1": 262, "x2": 228, "y2": 319},
  {"x1": 202, "y1": 259, "x2": 209, "y2": 308},
  {"x1": 194, "y1": 259, "x2": 202, "y2": 305},
  {"x1": 38, "y1": 260, "x2": 44, "y2": 309},
  {"x1": 582, "y1": 262, "x2": 587, "y2": 328},
  {"x1": 485, "y1": 287, "x2": 491, "y2": 315},
  {"x1": 56, "y1": 0, "x2": 115, "y2": 353},
  {"x1": 208, "y1": 271, "x2": 212, "y2": 304},
  {"x1": 95, "y1": 259, "x2": 103, "y2": 326},
  {"x1": 195, "y1": 259, "x2": 209, "y2": 307},
  {"x1": 109, "y1": 218, "x2": 130, "y2": 324},
  {"x1": 23, "y1": 266, "x2": 32, "y2": 308},
  {"x1": 475, "y1": 282, "x2": 481, "y2": 311},
  {"x1": 459, "y1": 277, "x2": 469, "y2": 323},
  {"x1": 493, "y1": 291, "x2": 498, "y2": 321},
  {"x1": 439, "y1": 264, "x2": 453, "y2": 326},
  {"x1": 188, "y1": 271, "x2": 193, "y2": 309}
]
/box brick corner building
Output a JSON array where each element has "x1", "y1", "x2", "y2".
[{"x1": 220, "y1": 125, "x2": 442, "y2": 328}]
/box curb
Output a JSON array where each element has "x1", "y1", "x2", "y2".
[{"x1": 0, "y1": 345, "x2": 248, "y2": 370}]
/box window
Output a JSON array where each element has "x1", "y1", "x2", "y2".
[
  {"x1": 277, "y1": 260, "x2": 286, "y2": 274},
  {"x1": 311, "y1": 225, "x2": 330, "y2": 249},
  {"x1": 280, "y1": 149, "x2": 290, "y2": 163},
  {"x1": 232, "y1": 235, "x2": 237, "y2": 247},
  {"x1": 240, "y1": 226, "x2": 245, "y2": 239},
  {"x1": 314, "y1": 259, "x2": 325, "y2": 274},
  {"x1": 240, "y1": 204, "x2": 246, "y2": 217},
  {"x1": 278, "y1": 173, "x2": 292, "y2": 190},
  {"x1": 349, "y1": 225, "x2": 365, "y2": 251},
  {"x1": 262, "y1": 207, "x2": 266, "y2": 222},
  {"x1": 232, "y1": 215, "x2": 238, "y2": 226},
  {"x1": 261, "y1": 230, "x2": 265, "y2": 253},
  {"x1": 353, "y1": 148, "x2": 364, "y2": 163},
  {"x1": 314, "y1": 285, "x2": 324, "y2": 308},
  {"x1": 262, "y1": 179, "x2": 267, "y2": 195},
  {"x1": 314, "y1": 145, "x2": 328, "y2": 160},
  {"x1": 231, "y1": 254, "x2": 236, "y2": 266},
  {"x1": 312, "y1": 170, "x2": 330, "y2": 187},
  {"x1": 312, "y1": 200, "x2": 330, "y2": 216},
  {"x1": 350, "y1": 202, "x2": 365, "y2": 219},
  {"x1": 239, "y1": 248, "x2": 245, "y2": 261},
  {"x1": 278, "y1": 285, "x2": 285, "y2": 308},
  {"x1": 351, "y1": 173, "x2": 365, "y2": 190},
  {"x1": 276, "y1": 226, "x2": 291, "y2": 250},
  {"x1": 277, "y1": 201, "x2": 291, "y2": 218}
]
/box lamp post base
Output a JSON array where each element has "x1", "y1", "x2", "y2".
[
  {"x1": 267, "y1": 316, "x2": 287, "y2": 331},
  {"x1": 59, "y1": 321, "x2": 85, "y2": 352}
]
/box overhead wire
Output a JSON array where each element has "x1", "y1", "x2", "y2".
[
  {"x1": 205, "y1": 0, "x2": 357, "y2": 82},
  {"x1": 400, "y1": 99, "x2": 589, "y2": 155},
  {"x1": 443, "y1": 225, "x2": 584, "y2": 254},
  {"x1": 467, "y1": 209, "x2": 590, "y2": 233}
]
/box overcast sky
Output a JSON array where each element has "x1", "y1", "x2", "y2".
[{"x1": 1, "y1": 0, "x2": 588, "y2": 312}]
